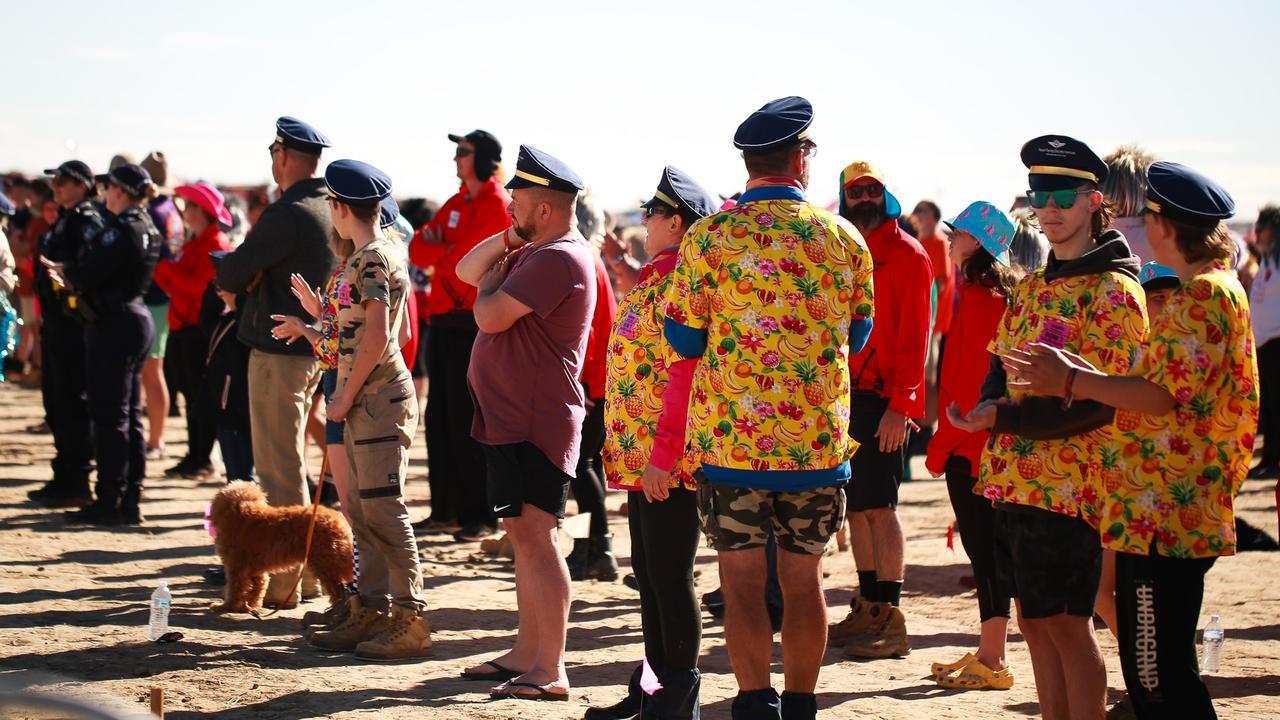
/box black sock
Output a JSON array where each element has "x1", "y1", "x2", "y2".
[
  {"x1": 857, "y1": 570, "x2": 879, "y2": 604},
  {"x1": 878, "y1": 580, "x2": 902, "y2": 606}
]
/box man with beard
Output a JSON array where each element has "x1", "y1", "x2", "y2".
[
  {"x1": 455, "y1": 145, "x2": 595, "y2": 701},
  {"x1": 829, "y1": 161, "x2": 934, "y2": 660}
]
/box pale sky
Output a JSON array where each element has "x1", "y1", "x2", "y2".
[{"x1": 4, "y1": 0, "x2": 1276, "y2": 219}]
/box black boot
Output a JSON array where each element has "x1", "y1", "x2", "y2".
[
  {"x1": 731, "y1": 688, "x2": 781, "y2": 720},
  {"x1": 780, "y1": 691, "x2": 816, "y2": 720},
  {"x1": 566, "y1": 538, "x2": 590, "y2": 581},
  {"x1": 119, "y1": 485, "x2": 145, "y2": 525},
  {"x1": 585, "y1": 664, "x2": 643, "y2": 720},
  {"x1": 649, "y1": 668, "x2": 701, "y2": 720},
  {"x1": 584, "y1": 534, "x2": 619, "y2": 581},
  {"x1": 63, "y1": 500, "x2": 124, "y2": 526}
]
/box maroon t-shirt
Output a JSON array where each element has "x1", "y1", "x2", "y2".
[{"x1": 468, "y1": 233, "x2": 597, "y2": 476}]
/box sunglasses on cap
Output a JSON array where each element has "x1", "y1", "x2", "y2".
[
  {"x1": 845, "y1": 184, "x2": 884, "y2": 200},
  {"x1": 1025, "y1": 188, "x2": 1094, "y2": 210},
  {"x1": 454, "y1": 147, "x2": 473, "y2": 159}
]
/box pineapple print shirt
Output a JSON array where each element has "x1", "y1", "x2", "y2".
[
  {"x1": 602, "y1": 248, "x2": 699, "y2": 491},
  {"x1": 1101, "y1": 265, "x2": 1258, "y2": 558},
  {"x1": 980, "y1": 259, "x2": 1148, "y2": 524},
  {"x1": 662, "y1": 184, "x2": 875, "y2": 491}
]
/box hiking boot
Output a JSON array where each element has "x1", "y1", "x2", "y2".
[
  {"x1": 308, "y1": 597, "x2": 390, "y2": 651},
  {"x1": 480, "y1": 533, "x2": 512, "y2": 557},
  {"x1": 565, "y1": 538, "x2": 589, "y2": 578},
  {"x1": 453, "y1": 523, "x2": 498, "y2": 542},
  {"x1": 844, "y1": 604, "x2": 910, "y2": 659},
  {"x1": 582, "y1": 535, "x2": 619, "y2": 581},
  {"x1": 827, "y1": 596, "x2": 879, "y2": 646},
  {"x1": 355, "y1": 606, "x2": 432, "y2": 661},
  {"x1": 302, "y1": 599, "x2": 352, "y2": 638},
  {"x1": 39, "y1": 488, "x2": 94, "y2": 509},
  {"x1": 584, "y1": 664, "x2": 642, "y2": 720}
]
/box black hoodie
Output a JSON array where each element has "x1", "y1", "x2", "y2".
[{"x1": 980, "y1": 229, "x2": 1141, "y2": 439}]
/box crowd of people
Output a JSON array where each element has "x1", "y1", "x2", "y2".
[{"x1": 0, "y1": 94, "x2": 1275, "y2": 720}]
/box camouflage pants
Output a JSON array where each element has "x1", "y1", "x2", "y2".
[{"x1": 697, "y1": 473, "x2": 846, "y2": 555}]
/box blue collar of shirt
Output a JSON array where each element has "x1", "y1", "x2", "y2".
[{"x1": 738, "y1": 184, "x2": 806, "y2": 204}]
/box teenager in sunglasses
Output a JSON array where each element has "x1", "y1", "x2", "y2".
[
  {"x1": 1002, "y1": 162, "x2": 1256, "y2": 719},
  {"x1": 950, "y1": 135, "x2": 1148, "y2": 719}
]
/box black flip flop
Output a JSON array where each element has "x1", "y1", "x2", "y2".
[
  {"x1": 461, "y1": 660, "x2": 521, "y2": 682},
  {"x1": 498, "y1": 681, "x2": 569, "y2": 702}
]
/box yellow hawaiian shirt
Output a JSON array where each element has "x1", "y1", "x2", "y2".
[
  {"x1": 980, "y1": 268, "x2": 1148, "y2": 524},
  {"x1": 662, "y1": 185, "x2": 874, "y2": 489},
  {"x1": 1100, "y1": 265, "x2": 1258, "y2": 558},
  {"x1": 602, "y1": 250, "x2": 700, "y2": 491}
]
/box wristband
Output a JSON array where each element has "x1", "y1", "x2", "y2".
[{"x1": 1062, "y1": 367, "x2": 1078, "y2": 409}]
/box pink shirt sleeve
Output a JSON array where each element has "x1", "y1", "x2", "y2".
[{"x1": 648, "y1": 356, "x2": 697, "y2": 472}]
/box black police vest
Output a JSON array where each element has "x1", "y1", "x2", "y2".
[
  {"x1": 35, "y1": 201, "x2": 104, "y2": 310},
  {"x1": 80, "y1": 207, "x2": 163, "y2": 314}
]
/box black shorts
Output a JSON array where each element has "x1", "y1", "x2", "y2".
[
  {"x1": 482, "y1": 441, "x2": 572, "y2": 519},
  {"x1": 994, "y1": 504, "x2": 1102, "y2": 619},
  {"x1": 847, "y1": 391, "x2": 908, "y2": 511}
]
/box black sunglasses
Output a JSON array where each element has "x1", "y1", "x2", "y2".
[
  {"x1": 845, "y1": 184, "x2": 884, "y2": 200},
  {"x1": 454, "y1": 147, "x2": 473, "y2": 159}
]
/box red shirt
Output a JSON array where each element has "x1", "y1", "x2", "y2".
[
  {"x1": 409, "y1": 178, "x2": 511, "y2": 317},
  {"x1": 848, "y1": 219, "x2": 934, "y2": 418},
  {"x1": 921, "y1": 229, "x2": 955, "y2": 335},
  {"x1": 468, "y1": 234, "x2": 597, "y2": 476},
  {"x1": 580, "y1": 251, "x2": 618, "y2": 398},
  {"x1": 926, "y1": 280, "x2": 1007, "y2": 476},
  {"x1": 153, "y1": 224, "x2": 231, "y2": 331}
]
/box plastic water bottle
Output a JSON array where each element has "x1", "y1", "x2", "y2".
[
  {"x1": 1201, "y1": 614, "x2": 1224, "y2": 673},
  {"x1": 147, "y1": 581, "x2": 172, "y2": 641}
]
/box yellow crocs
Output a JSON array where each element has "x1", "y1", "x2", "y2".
[
  {"x1": 937, "y1": 658, "x2": 1014, "y2": 691},
  {"x1": 930, "y1": 652, "x2": 977, "y2": 682}
]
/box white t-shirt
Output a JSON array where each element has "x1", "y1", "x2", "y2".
[{"x1": 1250, "y1": 255, "x2": 1280, "y2": 346}]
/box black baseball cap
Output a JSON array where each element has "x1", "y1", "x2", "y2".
[{"x1": 44, "y1": 160, "x2": 95, "y2": 186}]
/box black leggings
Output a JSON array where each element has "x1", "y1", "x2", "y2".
[
  {"x1": 945, "y1": 456, "x2": 1010, "y2": 622},
  {"x1": 629, "y1": 488, "x2": 701, "y2": 671},
  {"x1": 572, "y1": 396, "x2": 608, "y2": 538},
  {"x1": 1256, "y1": 338, "x2": 1280, "y2": 467},
  {"x1": 168, "y1": 326, "x2": 216, "y2": 466},
  {"x1": 1116, "y1": 549, "x2": 1218, "y2": 719}
]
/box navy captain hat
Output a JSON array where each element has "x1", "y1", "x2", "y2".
[
  {"x1": 93, "y1": 164, "x2": 154, "y2": 196},
  {"x1": 379, "y1": 195, "x2": 400, "y2": 229},
  {"x1": 1021, "y1": 134, "x2": 1109, "y2": 191},
  {"x1": 641, "y1": 166, "x2": 718, "y2": 220},
  {"x1": 505, "y1": 145, "x2": 584, "y2": 194},
  {"x1": 44, "y1": 160, "x2": 95, "y2": 186},
  {"x1": 273, "y1": 116, "x2": 332, "y2": 156},
  {"x1": 1143, "y1": 161, "x2": 1235, "y2": 229},
  {"x1": 734, "y1": 96, "x2": 814, "y2": 152},
  {"x1": 324, "y1": 159, "x2": 392, "y2": 208}
]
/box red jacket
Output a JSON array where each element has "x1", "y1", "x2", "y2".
[
  {"x1": 409, "y1": 177, "x2": 511, "y2": 317},
  {"x1": 153, "y1": 224, "x2": 231, "y2": 331},
  {"x1": 921, "y1": 229, "x2": 955, "y2": 335},
  {"x1": 581, "y1": 251, "x2": 617, "y2": 398},
  {"x1": 926, "y1": 280, "x2": 1007, "y2": 476},
  {"x1": 848, "y1": 219, "x2": 934, "y2": 418}
]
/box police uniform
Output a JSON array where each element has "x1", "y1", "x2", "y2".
[
  {"x1": 307, "y1": 159, "x2": 430, "y2": 661},
  {"x1": 61, "y1": 164, "x2": 161, "y2": 525},
  {"x1": 28, "y1": 161, "x2": 102, "y2": 507}
]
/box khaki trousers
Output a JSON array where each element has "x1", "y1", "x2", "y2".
[
  {"x1": 343, "y1": 375, "x2": 424, "y2": 611},
  {"x1": 248, "y1": 349, "x2": 322, "y2": 600}
]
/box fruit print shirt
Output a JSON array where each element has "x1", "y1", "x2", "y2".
[
  {"x1": 663, "y1": 184, "x2": 875, "y2": 492},
  {"x1": 602, "y1": 248, "x2": 699, "y2": 491},
  {"x1": 315, "y1": 268, "x2": 343, "y2": 371},
  {"x1": 1101, "y1": 265, "x2": 1258, "y2": 558},
  {"x1": 980, "y1": 266, "x2": 1147, "y2": 524}
]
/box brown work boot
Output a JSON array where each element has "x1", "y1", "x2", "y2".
[
  {"x1": 827, "y1": 596, "x2": 882, "y2": 646},
  {"x1": 308, "y1": 597, "x2": 390, "y2": 652},
  {"x1": 354, "y1": 605, "x2": 432, "y2": 661},
  {"x1": 844, "y1": 603, "x2": 910, "y2": 659},
  {"x1": 301, "y1": 596, "x2": 352, "y2": 636}
]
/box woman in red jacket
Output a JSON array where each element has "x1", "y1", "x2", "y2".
[
  {"x1": 153, "y1": 182, "x2": 232, "y2": 479},
  {"x1": 925, "y1": 201, "x2": 1020, "y2": 690}
]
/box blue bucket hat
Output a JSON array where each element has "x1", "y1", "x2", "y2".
[{"x1": 944, "y1": 201, "x2": 1015, "y2": 266}]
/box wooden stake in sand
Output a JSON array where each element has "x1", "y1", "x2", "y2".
[{"x1": 150, "y1": 687, "x2": 163, "y2": 719}]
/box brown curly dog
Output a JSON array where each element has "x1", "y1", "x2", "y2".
[{"x1": 208, "y1": 481, "x2": 353, "y2": 613}]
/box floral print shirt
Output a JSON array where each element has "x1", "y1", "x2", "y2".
[
  {"x1": 980, "y1": 268, "x2": 1148, "y2": 524},
  {"x1": 662, "y1": 184, "x2": 874, "y2": 491},
  {"x1": 1101, "y1": 265, "x2": 1258, "y2": 558}
]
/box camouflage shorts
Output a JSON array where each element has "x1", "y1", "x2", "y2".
[{"x1": 697, "y1": 474, "x2": 847, "y2": 556}]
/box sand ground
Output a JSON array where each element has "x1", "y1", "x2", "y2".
[{"x1": 1, "y1": 381, "x2": 1277, "y2": 719}]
